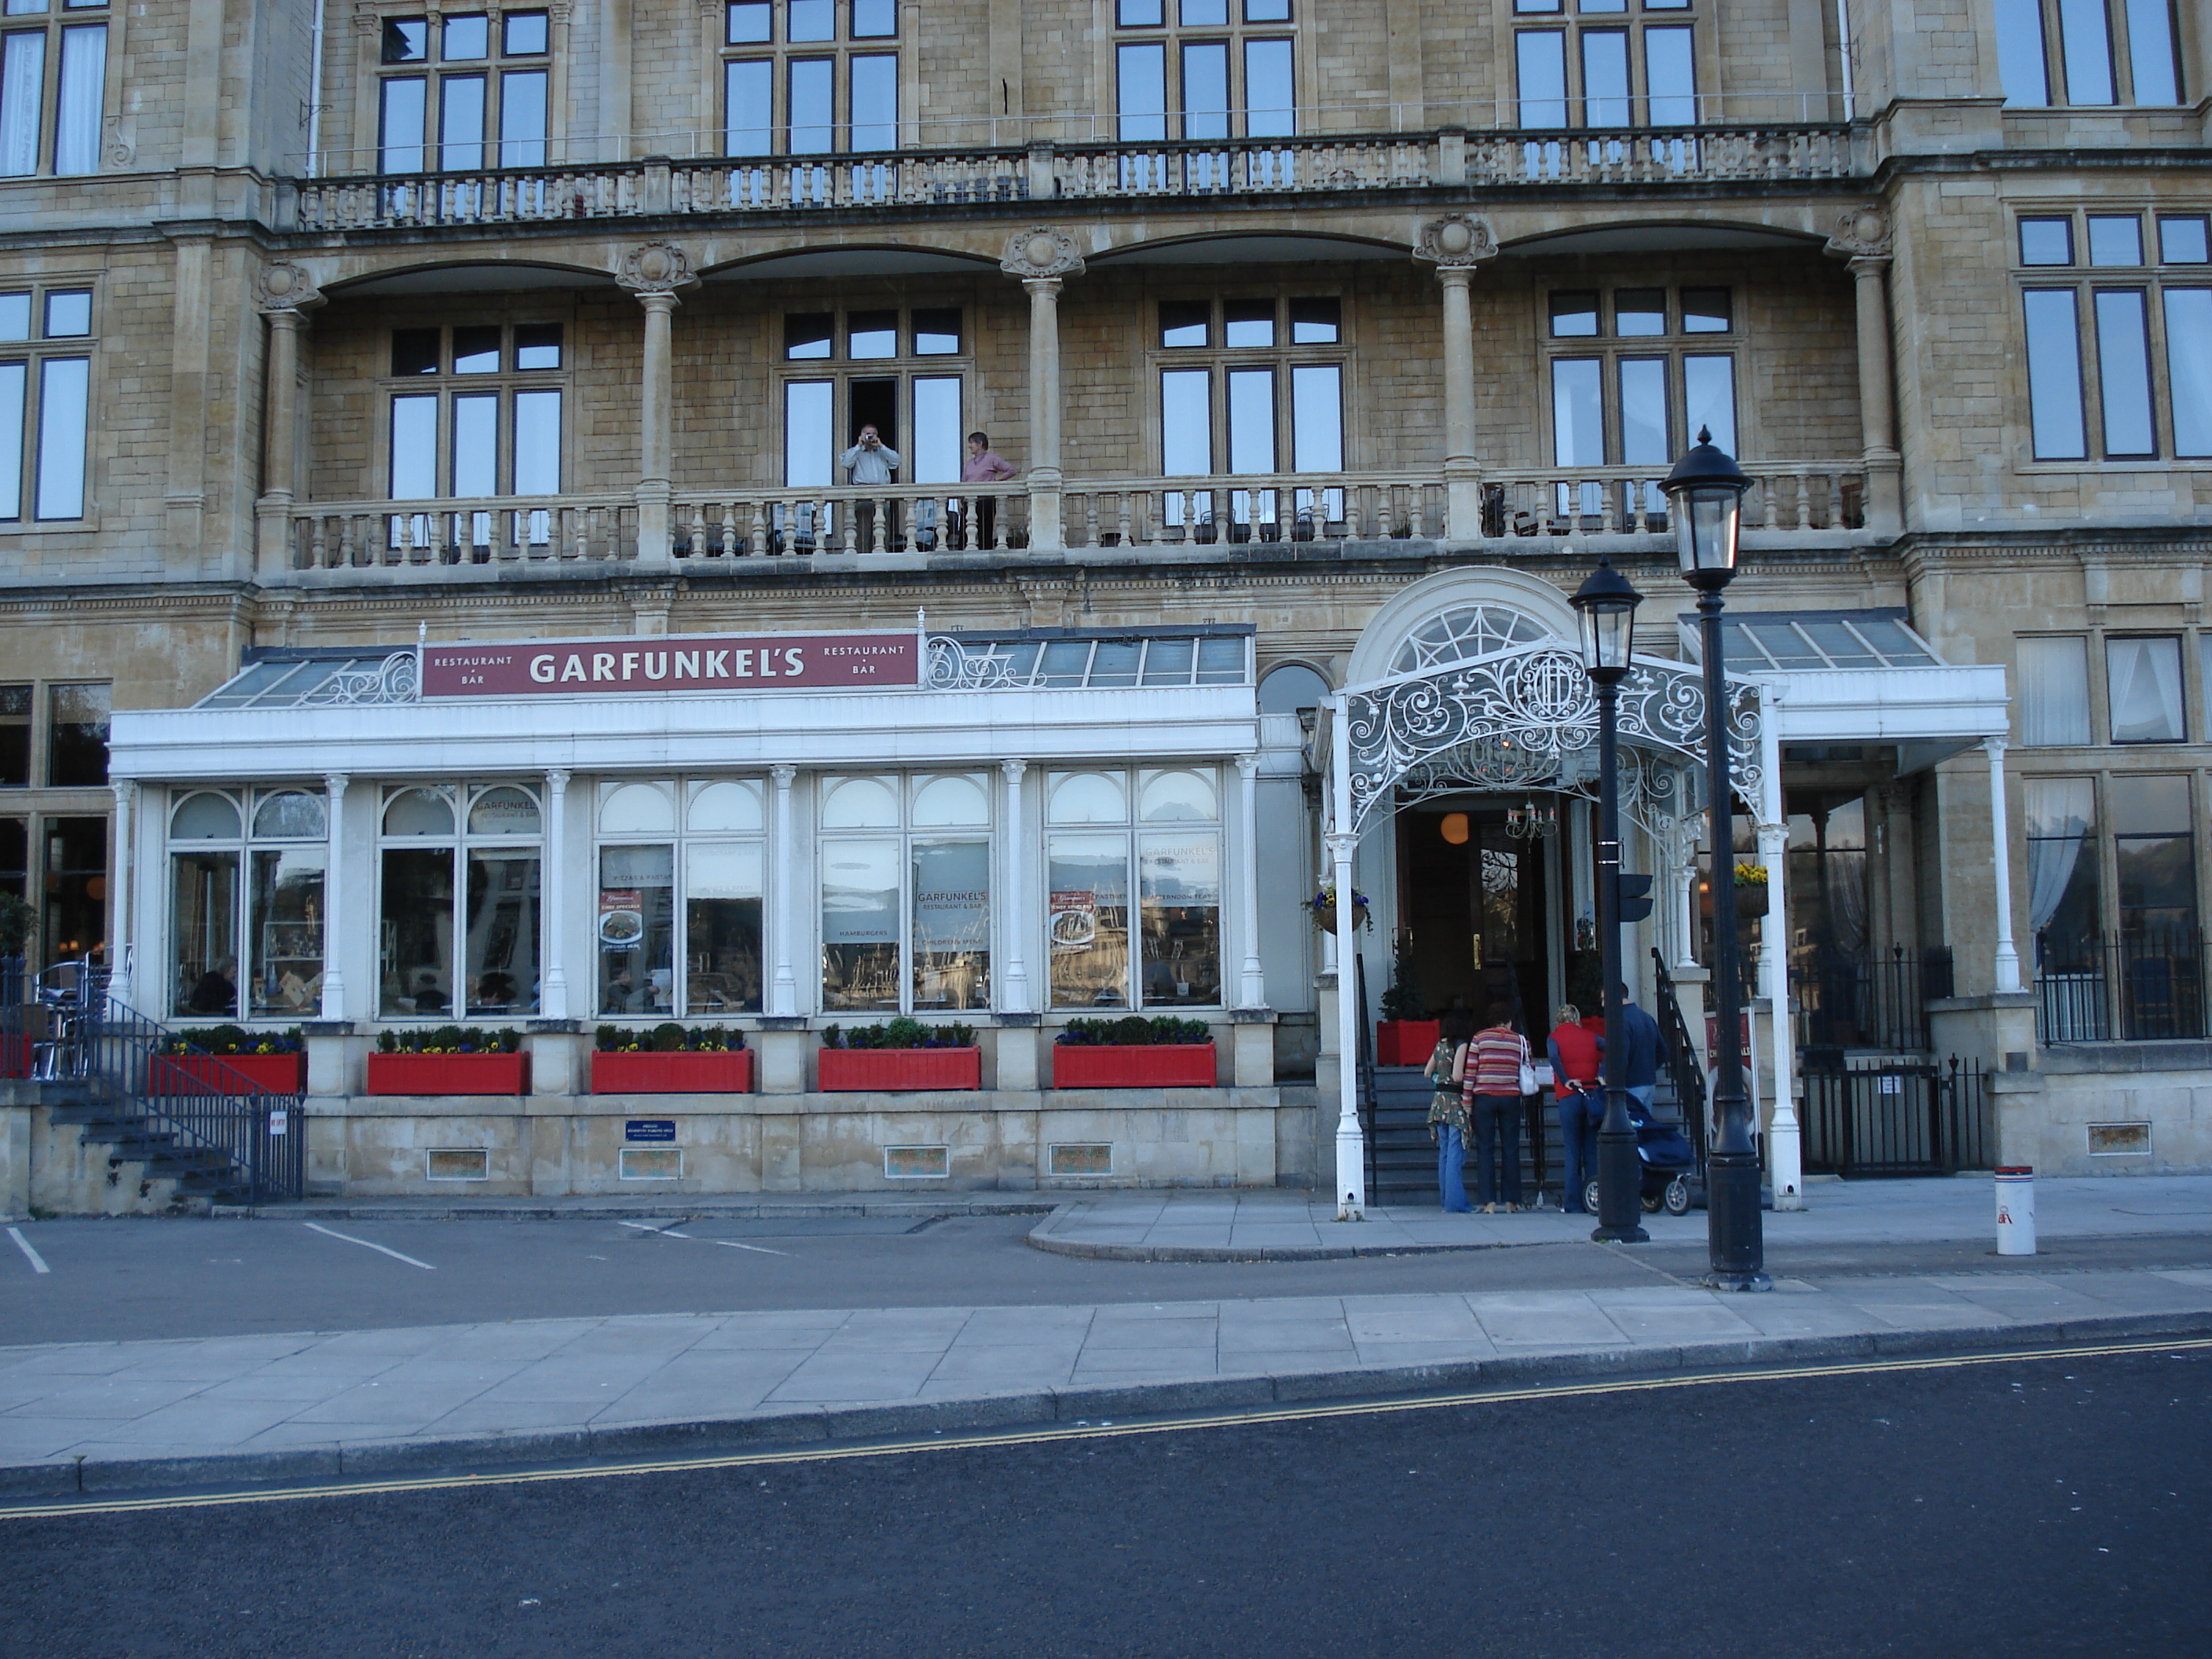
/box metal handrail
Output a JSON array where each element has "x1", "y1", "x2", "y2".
[
  {"x1": 29, "y1": 958, "x2": 305, "y2": 1205},
  {"x1": 1650, "y1": 948, "x2": 1711, "y2": 1169}
]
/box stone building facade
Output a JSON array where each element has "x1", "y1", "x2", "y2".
[{"x1": 2, "y1": 0, "x2": 2209, "y2": 1202}]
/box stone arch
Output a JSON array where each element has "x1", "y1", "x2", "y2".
[{"x1": 1345, "y1": 565, "x2": 1578, "y2": 687}]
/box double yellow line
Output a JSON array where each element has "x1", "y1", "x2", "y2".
[{"x1": 8, "y1": 1335, "x2": 2207, "y2": 1522}]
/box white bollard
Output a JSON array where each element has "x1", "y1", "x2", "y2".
[{"x1": 1995, "y1": 1165, "x2": 2036, "y2": 1256}]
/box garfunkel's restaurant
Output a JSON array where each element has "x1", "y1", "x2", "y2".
[{"x1": 105, "y1": 617, "x2": 1302, "y2": 1196}]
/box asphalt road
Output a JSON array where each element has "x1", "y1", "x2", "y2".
[
  {"x1": 7, "y1": 1214, "x2": 2212, "y2": 1345},
  {"x1": 3, "y1": 1342, "x2": 2206, "y2": 1657}
]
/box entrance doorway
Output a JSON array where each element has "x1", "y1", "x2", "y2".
[{"x1": 1396, "y1": 804, "x2": 1565, "y2": 1032}]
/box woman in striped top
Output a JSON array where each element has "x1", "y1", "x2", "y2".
[{"x1": 1463, "y1": 1002, "x2": 1529, "y2": 1213}]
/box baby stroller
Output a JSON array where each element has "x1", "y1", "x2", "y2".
[{"x1": 1580, "y1": 1093, "x2": 1699, "y2": 1217}]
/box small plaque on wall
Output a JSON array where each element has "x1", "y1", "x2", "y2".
[{"x1": 625, "y1": 1119, "x2": 677, "y2": 1143}]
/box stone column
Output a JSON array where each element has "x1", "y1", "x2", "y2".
[
  {"x1": 252, "y1": 263, "x2": 322, "y2": 578},
  {"x1": 1757, "y1": 687, "x2": 1802, "y2": 1209},
  {"x1": 1235, "y1": 754, "x2": 1266, "y2": 1009},
  {"x1": 542, "y1": 770, "x2": 571, "y2": 1020},
  {"x1": 1985, "y1": 736, "x2": 2022, "y2": 994},
  {"x1": 108, "y1": 782, "x2": 135, "y2": 1008},
  {"x1": 1758, "y1": 820, "x2": 1802, "y2": 1209},
  {"x1": 321, "y1": 774, "x2": 349, "y2": 1020},
  {"x1": 618, "y1": 243, "x2": 698, "y2": 567},
  {"x1": 999, "y1": 229, "x2": 1085, "y2": 554},
  {"x1": 999, "y1": 759, "x2": 1031, "y2": 1013},
  {"x1": 1826, "y1": 207, "x2": 1902, "y2": 535},
  {"x1": 770, "y1": 764, "x2": 799, "y2": 1016},
  {"x1": 1415, "y1": 214, "x2": 1496, "y2": 543}
]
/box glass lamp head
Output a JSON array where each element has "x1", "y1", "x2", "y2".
[
  {"x1": 1569, "y1": 556, "x2": 1643, "y2": 682},
  {"x1": 1663, "y1": 426, "x2": 1752, "y2": 586}
]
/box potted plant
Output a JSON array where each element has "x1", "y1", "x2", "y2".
[
  {"x1": 591, "y1": 1023, "x2": 752, "y2": 1093},
  {"x1": 366, "y1": 1026, "x2": 529, "y2": 1096},
  {"x1": 151, "y1": 1026, "x2": 306, "y2": 1095},
  {"x1": 1374, "y1": 931, "x2": 1438, "y2": 1066},
  {"x1": 817, "y1": 1017, "x2": 980, "y2": 1091},
  {"x1": 1051, "y1": 1014, "x2": 1217, "y2": 1088},
  {"x1": 1301, "y1": 884, "x2": 1372, "y2": 935}
]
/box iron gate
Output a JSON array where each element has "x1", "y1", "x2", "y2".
[{"x1": 1801, "y1": 1056, "x2": 1990, "y2": 1177}]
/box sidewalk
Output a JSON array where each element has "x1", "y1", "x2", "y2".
[
  {"x1": 7, "y1": 1258, "x2": 2212, "y2": 1500},
  {"x1": 1029, "y1": 1174, "x2": 2212, "y2": 1258}
]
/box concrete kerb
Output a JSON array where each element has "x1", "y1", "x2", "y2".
[
  {"x1": 5, "y1": 1308, "x2": 2208, "y2": 1510},
  {"x1": 214, "y1": 1198, "x2": 1063, "y2": 1223}
]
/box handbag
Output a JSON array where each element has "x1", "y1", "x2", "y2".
[{"x1": 1517, "y1": 1037, "x2": 1539, "y2": 1097}]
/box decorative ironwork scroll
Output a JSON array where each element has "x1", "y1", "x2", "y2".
[
  {"x1": 1342, "y1": 640, "x2": 1762, "y2": 834},
  {"x1": 925, "y1": 635, "x2": 1024, "y2": 690},
  {"x1": 300, "y1": 652, "x2": 420, "y2": 706}
]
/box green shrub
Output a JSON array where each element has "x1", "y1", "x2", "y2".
[
  {"x1": 1055, "y1": 1015, "x2": 1211, "y2": 1046},
  {"x1": 819, "y1": 1018, "x2": 976, "y2": 1049},
  {"x1": 375, "y1": 1026, "x2": 521, "y2": 1054},
  {"x1": 162, "y1": 1025, "x2": 304, "y2": 1056},
  {"x1": 594, "y1": 1024, "x2": 746, "y2": 1053}
]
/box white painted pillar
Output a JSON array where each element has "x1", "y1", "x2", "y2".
[
  {"x1": 999, "y1": 758, "x2": 1031, "y2": 1013},
  {"x1": 1985, "y1": 736, "x2": 2022, "y2": 994},
  {"x1": 1437, "y1": 265, "x2": 1481, "y2": 537},
  {"x1": 635, "y1": 288, "x2": 678, "y2": 566},
  {"x1": 1235, "y1": 753, "x2": 1266, "y2": 1009},
  {"x1": 320, "y1": 774, "x2": 349, "y2": 1020},
  {"x1": 1758, "y1": 693, "x2": 1802, "y2": 1210},
  {"x1": 1024, "y1": 276, "x2": 1065, "y2": 552},
  {"x1": 770, "y1": 764, "x2": 799, "y2": 1016},
  {"x1": 108, "y1": 781, "x2": 135, "y2": 1007},
  {"x1": 1328, "y1": 696, "x2": 1365, "y2": 1219},
  {"x1": 542, "y1": 769, "x2": 570, "y2": 1019}
]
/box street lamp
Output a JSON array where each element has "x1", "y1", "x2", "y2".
[
  {"x1": 1664, "y1": 427, "x2": 1770, "y2": 1292},
  {"x1": 1570, "y1": 555, "x2": 1646, "y2": 1245}
]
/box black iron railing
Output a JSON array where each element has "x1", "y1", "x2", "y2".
[
  {"x1": 24, "y1": 959, "x2": 306, "y2": 1204},
  {"x1": 1650, "y1": 949, "x2": 1710, "y2": 1167},
  {"x1": 2035, "y1": 931, "x2": 2208, "y2": 1044},
  {"x1": 1789, "y1": 944, "x2": 1950, "y2": 1053},
  {"x1": 1800, "y1": 1053, "x2": 1990, "y2": 1177}
]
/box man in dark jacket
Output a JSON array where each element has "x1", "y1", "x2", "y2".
[{"x1": 1616, "y1": 983, "x2": 1667, "y2": 1109}]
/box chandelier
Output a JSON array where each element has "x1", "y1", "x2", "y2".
[{"x1": 1505, "y1": 797, "x2": 1558, "y2": 840}]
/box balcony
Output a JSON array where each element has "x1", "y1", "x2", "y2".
[
  {"x1": 272, "y1": 458, "x2": 1870, "y2": 578},
  {"x1": 283, "y1": 124, "x2": 1862, "y2": 233}
]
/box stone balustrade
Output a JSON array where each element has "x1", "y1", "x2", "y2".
[
  {"x1": 287, "y1": 124, "x2": 1859, "y2": 232},
  {"x1": 274, "y1": 461, "x2": 1867, "y2": 577}
]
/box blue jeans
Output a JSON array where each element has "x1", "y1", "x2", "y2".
[
  {"x1": 1557, "y1": 1090, "x2": 1601, "y2": 1212},
  {"x1": 1628, "y1": 1083, "x2": 1655, "y2": 1111},
  {"x1": 1470, "y1": 1093, "x2": 1522, "y2": 1207},
  {"x1": 1436, "y1": 1123, "x2": 1470, "y2": 1213}
]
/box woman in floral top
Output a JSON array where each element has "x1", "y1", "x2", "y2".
[{"x1": 1424, "y1": 1011, "x2": 1476, "y2": 1213}]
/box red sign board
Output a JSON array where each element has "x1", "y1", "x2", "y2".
[{"x1": 419, "y1": 632, "x2": 921, "y2": 698}]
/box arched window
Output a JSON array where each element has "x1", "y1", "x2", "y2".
[{"x1": 1390, "y1": 605, "x2": 1554, "y2": 675}]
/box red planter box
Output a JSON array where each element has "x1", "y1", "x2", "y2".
[
  {"x1": 591, "y1": 1049, "x2": 753, "y2": 1094},
  {"x1": 365, "y1": 1051, "x2": 531, "y2": 1097},
  {"x1": 1375, "y1": 1020, "x2": 1441, "y2": 1067},
  {"x1": 816, "y1": 1047, "x2": 980, "y2": 1092},
  {"x1": 149, "y1": 1053, "x2": 306, "y2": 1096},
  {"x1": 0, "y1": 1034, "x2": 31, "y2": 1080},
  {"x1": 1052, "y1": 1042, "x2": 1218, "y2": 1089}
]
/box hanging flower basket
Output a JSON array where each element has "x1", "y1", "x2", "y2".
[
  {"x1": 1734, "y1": 862, "x2": 1769, "y2": 888},
  {"x1": 1302, "y1": 886, "x2": 1373, "y2": 934}
]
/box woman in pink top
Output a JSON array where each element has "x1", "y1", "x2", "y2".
[
  {"x1": 1462, "y1": 1001, "x2": 1529, "y2": 1212},
  {"x1": 961, "y1": 432, "x2": 1017, "y2": 549}
]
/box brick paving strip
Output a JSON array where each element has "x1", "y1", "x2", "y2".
[{"x1": 5, "y1": 1265, "x2": 2211, "y2": 1501}]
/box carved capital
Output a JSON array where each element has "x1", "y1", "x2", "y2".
[
  {"x1": 1000, "y1": 757, "x2": 1028, "y2": 782},
  {"x1": 999, "y1": 225, "x2": 1085, "y2": 280},
  {"x1": 1412, "y1": 212, "x2": 1498, "y2": 269},
  {"x1": 255, "y1": 261, "x2": 324, "y2": 314},
  {"x1": 1824, "y1": 204, "x2": 1894, "y2": 262},
  {"x1": 617, "y1": 241, "x2": 699, "y2": 295}
]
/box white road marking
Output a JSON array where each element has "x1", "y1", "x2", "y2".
[
  {"x1": 302, "y1": 1221, "x2": 435, "y2": 1270},
  {"x1": 617, "y1": 1219, "x2": 789, "y2": 1257},
  {"x1": 6, "y1": 1227, "x2": 49, "y2": 1274}
]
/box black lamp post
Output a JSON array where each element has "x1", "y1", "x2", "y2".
[
  {"x1": 1664, "y1": 427, "x2": 1770, "y2": 1293},
  {"x1": 1570, "y1": 556, "x2": 1646, "y2": 1246}
]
